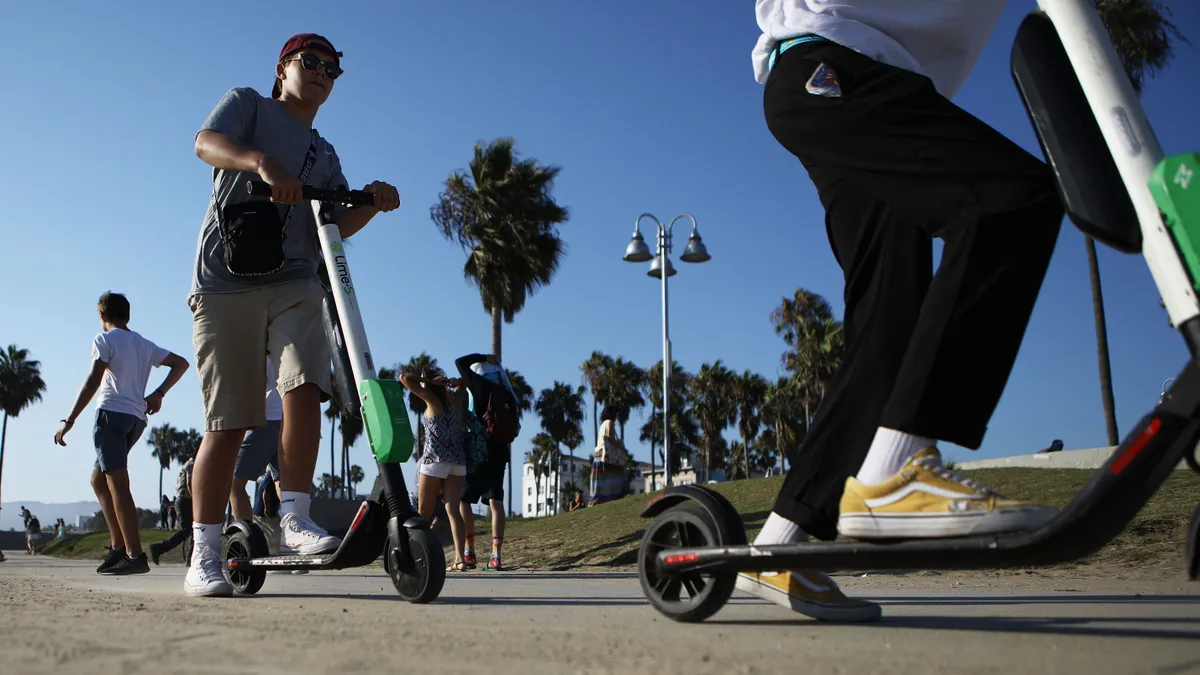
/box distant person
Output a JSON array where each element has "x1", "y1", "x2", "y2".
[
  {"x1": 1038, "y1": 439, "x2": 1065, "y2": 454},
  {"x1": 151, "y1": 455, "x2": 196, "y2": 566},
  {"x1": 160, "y1": 495, "x2": 171, "y2": 530},
  {"x1": 168, "y1": 500, "x2": 177, "y2": 530},
  {"x1": 20, "y1": 506, "x2": 31, "y2": 530},
  {"x1": 400, "y1": 370, "x2": 469, "y2": 572},
  {"x1": 25, "y1": 515, "x2": 42, "y2": 554},
  {"x1": 590, "y1": 406, "x2": 629, "y2": 506},
  {"x1": 455, "y1": 353, "x2": 521, "y2": 571},
  {"x1": 54, "y1": 291, "x2": 190, "y2": 575}
]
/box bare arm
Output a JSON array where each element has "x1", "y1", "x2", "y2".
[
  {"x1": 194, "y1": 130, "x2": 266, "y2": 174},
  {"x1": 399, "y1": 374, "x2": 445, "y2": 415},
  {"x1": 65, "y1": 360, "x2": 106, "y2": 425},
  {"x1": 336, "y1": 206, "x2": 380, "y2": 239},
  {"x1": 55, "y1": 360, "x2": 106, "y2": 446},
  {"x1": 144, "y1": 353, "x2": 190, "y2": 415}
]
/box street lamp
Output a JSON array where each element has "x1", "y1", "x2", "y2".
[{"x1": 623, "y1": 213, "x2": 712, "y2": 488}]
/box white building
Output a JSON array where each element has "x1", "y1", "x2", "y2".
[{"x1": 522, "y1": 454, "x2": 652, "y2": 518}]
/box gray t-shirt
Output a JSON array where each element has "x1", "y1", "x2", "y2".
[{"x1": 192, "y1": 87, "x2": 350, "y2": 295}]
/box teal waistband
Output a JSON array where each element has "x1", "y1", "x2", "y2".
[{"x1": 768, "y1": 34, "x2": 830, "y2": 71}]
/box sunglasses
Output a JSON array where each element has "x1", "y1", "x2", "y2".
[{"x1": 284, "y1": 52, "x2": 343, "y2": 80}]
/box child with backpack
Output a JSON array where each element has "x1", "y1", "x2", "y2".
[{"x1": 455, "y1": 353, "x2": 521, "y2": 571}]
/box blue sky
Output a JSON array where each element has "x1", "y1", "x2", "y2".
[{"x1": 1, "y1": 1, "x2": 1198, "y2": 513}]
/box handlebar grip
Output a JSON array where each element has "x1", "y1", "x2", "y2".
[
  {"x1": 244, "y1": 180, "x2": 376, "y2": 208},
  {"x1": 246, "y1": 180, "x2": 273, "y2": 197}
]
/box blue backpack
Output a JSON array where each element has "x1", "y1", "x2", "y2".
[{"x1": 463, "y1": 411, "x2": 490, "y2": 472}]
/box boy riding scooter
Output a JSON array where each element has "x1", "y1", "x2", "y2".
[{"x1": 185, "y1": 32, "x2": 399, "y2": 597}]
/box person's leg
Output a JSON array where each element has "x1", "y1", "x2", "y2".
[
  {"x1": 269, "y1": 280, "x2": 338, "y2": 555},
  {"x1": 185, "y1": 289, "x2": 269, "y2": 596},
  {"x1": 152, "y1": 496, "x2": 193, "y2": 563},
  {"x1": 485, "y1": 461, "x2": 507, "y2": 570},
  {"x1": 762, "y1": 41, "x2": 1061, "y2": 540},
  {"x1": 91, "y1": 466, "x2": 122, "y2": 551},
  {"x1": 231, "y1": 421, "x2": 279, "y2": 521},
  {"x1": 444, "y1": 472, "x2": 467, "y2": 568},
  {"x1": 416, "y1": 471, "x2": 442, "y2": 520},
  {"x1": 458, "y1": 500, "x2": 477, "y2": 567}
]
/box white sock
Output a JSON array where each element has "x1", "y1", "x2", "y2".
[
  {"x1": 855, "y1": 427, "x2": 936, "y2": 485},
  {"x1": 190, "y1": 523, "x2": 221, "y2": 562},
  {"x1": 279, "y1": 491, "x2": 311, "y2": 519},
  {"x1": 753, "y1": 513, "x2": 810, "y2": 546}
]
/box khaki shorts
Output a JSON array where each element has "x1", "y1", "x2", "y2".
[{"x1": 189, "y1": 279, "x2": 331, "y2": 432}]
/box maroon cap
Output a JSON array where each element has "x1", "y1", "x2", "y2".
[{"x1": 272, "y1": 33, "x2": 343, "y2": 99}]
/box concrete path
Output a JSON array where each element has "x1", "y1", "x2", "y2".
[{"x1": 1, "y1": 552, "x2": 1198, "y2": 675}]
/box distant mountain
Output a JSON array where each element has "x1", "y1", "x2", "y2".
[{"x1": 1, "y1": 501, "x2": 101, "y2": 532}]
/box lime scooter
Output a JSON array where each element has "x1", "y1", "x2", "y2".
[
  {"x1": 635, "y1": 0, "x2": 1200, "y2": 623},
  {"x1": 221, "y1": 180, "x2": 446, "y2": 603}
]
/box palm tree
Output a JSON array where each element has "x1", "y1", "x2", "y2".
[
  {"x1": 0, "y1": 345, "x2": 46, "y2": 509},
  {"x1": 1082, "y1": 0, "x2": 1189, "y2": 445},
  {"x1": 640, "y1": 407, "x2": 701, "y2": 477},
  {"x1": 340, "y1": 413, "x2": 364, "y2": 499},
  {"x1": 323, "y1": 398, "x2": 340, "y2": 498},
  {"x1": 431, "y1": 137, "x2": 570, "y2": 362},
  {"x1": 645, "y1": 359, "x2": 695, "y2": 487},
  {"x1": 580, "y1": 352, "x2": 615, "y2": 446},
  {"x1": 762, "y1": 377, "x2": 805, "y2": 473},
  {"x1": 606, "y1": 357, "x2": 647, "y2": 441},
  {"x1": 504, "y1": 368, "x2": 535, "y2": 517},
  {"x1": 395, "y1": 354, "x2": 442, "y2": 463},
  {"x1": 180, "y1": 429, "x2": 203, "y2": 460},
  {"x1": 771, "y1": 289, "x2": 844, "y2": 426},
  {"x1": 348, "y1": 464, "x2": 364, "y2": 498},
  {"x1": 732, "y1": 370, "x2": 769, "y2": 480},
  {"x1": 535, "y1": 382, "x2": 586, "y2": 515},
  {"x1": 689, "y1": 361, "x2": 737, "y2": 481},
  {"x1": 147, "y1": 423, "x2": 180, "y2": 503},
  {"x1": 527, "y1": 433, "x2": 556, "y2": 517}
]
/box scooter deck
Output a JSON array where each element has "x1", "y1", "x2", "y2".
[
  {"x1": 653, "y1": 363, "x2": 1200, "y2": 577},
  {"x1": 227, "y1": 500, "x2": 390, "y2": 573}
]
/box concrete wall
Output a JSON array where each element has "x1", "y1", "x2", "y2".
[{"x1": 956, "y1": 445, "x2": 1192, "y2": 471}]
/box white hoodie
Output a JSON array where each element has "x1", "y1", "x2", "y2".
[{"x1": 753, "y1": 0, "x2": 1010, "y2": 99}]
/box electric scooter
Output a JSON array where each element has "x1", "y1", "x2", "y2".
[
  {"x1": 221, "y1": 180, "x2": 446, "y2": 603},
  {"x1": 636, "y1": 0, "x2": 1200, "y2": 623}
]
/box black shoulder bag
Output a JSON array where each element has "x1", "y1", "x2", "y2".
[{"x1": 214, "y1": 129, "x2": 319, "y2": 277}]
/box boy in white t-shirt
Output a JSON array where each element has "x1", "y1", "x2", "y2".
[{"x1": 55, "y1": 292, "x2": 190, "y2": 575}]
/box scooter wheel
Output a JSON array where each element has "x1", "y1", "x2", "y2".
[
  {"x1": 387, "y1": 527, "x2": 446, "y2": 603},
  {"x1": 224, "y1": 528, "x2": 269, "y2": 595},
  {"x1": 638, "y1": 503, "x2": 737, "y2": 623}
]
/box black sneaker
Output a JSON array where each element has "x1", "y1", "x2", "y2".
[
  {"x1": 149, "y1": 543, "x2": 163, "y2": 566},
  {"x1": 97, "y1": 546, "x2": 126, "y2": 574},
  {"x1": 101, "y1": 553, "x2": 150, "y2": 575}
]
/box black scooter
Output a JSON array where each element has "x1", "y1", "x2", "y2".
[{"x1": 636, "y1": 0, "x2": 1200, "y2": 622}]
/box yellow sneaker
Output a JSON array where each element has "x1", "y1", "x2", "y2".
[
  {"x1": 736, "y1": 569, "x2": 882, "y2": 622},
  {"x1": 838, "y1": 448, "x2": 1058, "y2": 539}
]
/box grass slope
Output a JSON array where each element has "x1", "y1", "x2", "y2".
[{"x1": 42, "y1": 469, "x2": 1200, "y2": 579}]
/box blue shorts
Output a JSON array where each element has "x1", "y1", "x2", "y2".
[
  {"x1": 234, "y1": 420, "x2": 281, "y2": 482},
  {"x1": 93, "y1": 409, "x2": 147, "y2": 473}
]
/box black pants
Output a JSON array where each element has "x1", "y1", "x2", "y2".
[{"x1": 765, "y1": 41, "x2": 1064, "y2": 541}]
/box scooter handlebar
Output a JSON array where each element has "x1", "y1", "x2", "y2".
[{"x1": 245, "y1": 180, "x2": 376, "y2": 208}]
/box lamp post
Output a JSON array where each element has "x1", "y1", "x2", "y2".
[{"x1": 623, "y1": 213, "x2": 711, "y2": 489}]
